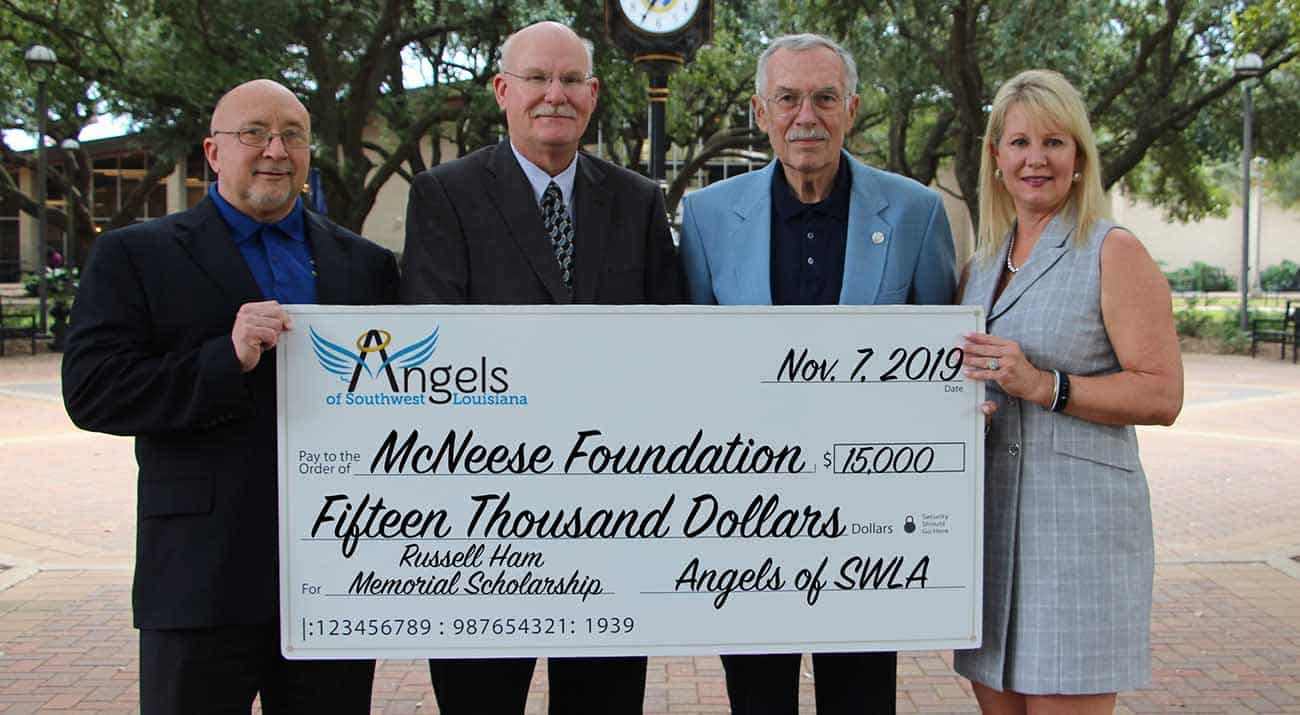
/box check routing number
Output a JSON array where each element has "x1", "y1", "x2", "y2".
[{"x1": 277, "y1": 305, "x2": 985, "y2": 658}]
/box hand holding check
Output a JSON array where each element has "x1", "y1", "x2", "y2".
[{"x1": 233, "y1": 300, "x2": 294, "y2": 372}]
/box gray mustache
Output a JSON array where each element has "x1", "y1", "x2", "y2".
[{"x1": 785, "y1": 127, "x2": 830, "y2": 141}]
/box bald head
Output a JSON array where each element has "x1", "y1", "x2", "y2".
[
  {"x1": 210, "y1": 79, "x2": 309, "y2": 134},
  {"x1": 500, "y1": 21, "x2": 594, "y2": 76},
  {"x1": 203, "y1": 79, "x2": 312, "y2": 223}
]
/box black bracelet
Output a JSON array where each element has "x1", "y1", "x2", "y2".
[{"x1": 1051, "y1": 371, "x2": 1071, "y2": 413}]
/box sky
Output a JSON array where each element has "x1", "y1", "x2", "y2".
[{"x1": 3, "y1": 114, "x2": 135, "y2": 152}]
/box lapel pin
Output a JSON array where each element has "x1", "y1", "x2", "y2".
[{"x1": 871, "y1": 231, "x2": 885, "y2": 244}]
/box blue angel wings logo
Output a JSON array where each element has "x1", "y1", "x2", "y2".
[{"x1": 310, "y1": 326, "x2": 439, "y2": 385}]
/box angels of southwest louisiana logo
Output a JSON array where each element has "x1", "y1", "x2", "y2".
[{"x1": 308, "y1": 325, "x2": 528, "y2": 407}]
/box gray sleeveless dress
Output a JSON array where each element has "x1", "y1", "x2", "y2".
[{"x1": 953, "y1": 213, "x2": 1153, "y2": 694}]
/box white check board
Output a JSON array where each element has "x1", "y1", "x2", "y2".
[{"x1": 277, "y1": 305, "x2": 984, "y2": 658}]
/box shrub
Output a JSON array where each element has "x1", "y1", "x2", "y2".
[
  {"x1": 1260, "y1": 260, "x2": 1300, "y2": 292},
  {"x1": 1205, "y1": 316, "x2": 1251, "y2": 354},
  {"x1": 21, "y1": 266, "x2": 80, "y2": 304},
  {"x1": 1174, "y1": 297, "x2": 1213, "y2": 337},
  {"x1": 1173, "y1": 297, "x2": 1254, "y2": 353},
  {"x1": 1165, "y1": 262, "x2": 1235, "y2": 292}
]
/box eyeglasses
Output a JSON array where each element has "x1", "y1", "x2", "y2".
[
  {"x1": 211, "y1": 127, "x2": 311, "y2": 149},
  {"x1": 761, "y1": 90, "x2": 848, "y2": 114},
  {"x1": 500, "y1": 70, "x2": 594, "y2": 92}
]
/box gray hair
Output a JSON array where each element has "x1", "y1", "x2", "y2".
[
  {"x1": 755, "y1": 34, "x2": 858, "y2": 98},
  {"x1": 500, "y1": 21, "x2": 595, "y2": 75}
]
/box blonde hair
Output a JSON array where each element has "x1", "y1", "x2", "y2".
[{"x1": 975, "y1": 69, "x2": 1108, "y2": 261}]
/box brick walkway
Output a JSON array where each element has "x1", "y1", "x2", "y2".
[{"x1": 1, "y1": 350, "x2": 1298, "y2": 713}]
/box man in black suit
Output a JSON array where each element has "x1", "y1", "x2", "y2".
[
  {"x1": 62, "y1": 79, "x2": 397, "y2": 714},
  {"x1": 399, "y1": 20, "x2": 684, "y2": 715}
]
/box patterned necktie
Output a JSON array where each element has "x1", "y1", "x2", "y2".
[{"x1": 541, "y1": 181, "x2": 575, "y2": 292}]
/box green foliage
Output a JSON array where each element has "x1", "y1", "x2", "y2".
[
  {"x1": 0, "y1": 0, "x2": 289, "y2": 240},
  {"x1": 1173, "y1": 296, "x2": 1252, "y2": 353},
  {"x1": 1260, "y1": 259, "x2": 1300, "y2": 291},
  {"x1": 1165, "y1": 262, "x2": 1236, "y2": 292},
  {"x1": 1247, "y1": 66, "x2": 1300, "y2": 161},
  {"x1": 665, "y1": 5, "x2": 766, "y2": 155},
  {"x1": 1, "y1": 308, "x2": 36, "y2": 330},
  {"x1": 1202, "y1": 68, "x2": 1300, "y2": 212},
  {"x1": 1205, "y1": 316, "x2": 1253, "y2": 353},
  {"x1": 1239, "y1": 0, "x2": 1300, "y2": 55},
  {"x1": 21, "y1": 266, "x2": 80, "y2": 304},
  {"x1": 1264, "y1": 154, "x2": 1300, "y2": 209},
  {"x1": 1120, "y1": 141, "x2": 1233, "y2": 223},
  {"x1": 1, "y1": 0, "x2": 267, "y2": 143},
  {"x1": 4, "y1": 0, "x2": 1300, "y2": 235},
  {"x1": 589, "y1": 44, "x2": 650, "y2": 166},
  {"x1": 780, "y1": 0, "x2": 1300, "y2": 226},
  {"x1": 1174, "y1": 296, "x2": 1215, "y2": 336}
]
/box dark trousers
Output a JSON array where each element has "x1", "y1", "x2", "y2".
[
  {"x1": 721, "y1": 652, "x2": 897, "y2": 715},
  {"x1": 139, "y1": 623, "x2": 374, "y2": 715},
  {"x1": 428, "y1": 656, "x2": 648, "y2": 714}
]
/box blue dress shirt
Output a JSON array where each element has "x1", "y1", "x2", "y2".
[{"x1": 209, "y1": 184, "x2": 318, "y2": 304}]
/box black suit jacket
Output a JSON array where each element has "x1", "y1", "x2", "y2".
[
  {"x1": 400, "y1": 141, "x2": 684, "y2": 304},
  {"x1": 62, "y1": 196, "x2": 399, "y2": 630}
]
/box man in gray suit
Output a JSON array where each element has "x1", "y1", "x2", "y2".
[
  {"x1": 679, "y1": 33, "x2": 956, "y2": 714},
  {"x1": 399, "y1": 20, "x2": 685, "y2": 715}
]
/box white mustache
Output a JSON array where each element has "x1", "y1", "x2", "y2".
[
  {"x1": 786, "y1": 127, "x2": 829, "y2": 141},
  {"x1": 532, "y1": 104, "x2": 577, "y2": 119}
]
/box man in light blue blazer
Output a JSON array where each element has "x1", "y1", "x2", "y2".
[{"x1": 679, "y1": 33, "x2": 956, "y2": 715}]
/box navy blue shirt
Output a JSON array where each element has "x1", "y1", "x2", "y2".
[
  {"x1": 770, "y1": 159, "x2": 851, "y2": 305},
  {"x1": 209, "y1": 183, "x2": 318, "y2": 304}
]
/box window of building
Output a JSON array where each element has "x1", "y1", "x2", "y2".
[
  {"x1": 93, "y1": 150, "x2": 169, "y2": 225},
  {"x1": 92, "y1": 159, "x2": 119, "y2": 223}
]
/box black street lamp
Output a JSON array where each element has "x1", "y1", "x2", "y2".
[
  {"x1": 60, "y1": 138, "x2": 80, "y2": 271},
  {"x1": 24, "y1": 44, "x2": 57, "y2": 334},
  {"x1": 1234, "y1": 52, "x2": 1263, "y2": 330}
]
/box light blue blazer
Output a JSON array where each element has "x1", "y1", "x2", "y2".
[{"x1": 679, "y1": 152, "x2": 956, "y2": 306}]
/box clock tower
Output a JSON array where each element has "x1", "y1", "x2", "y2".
[{"x1": 606, "y1": 0, "x2": 713, "y2": 180}]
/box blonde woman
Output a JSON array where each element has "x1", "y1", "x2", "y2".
[{"x1": 955, "y1": 69, "x2": 1183, "y2": 714}]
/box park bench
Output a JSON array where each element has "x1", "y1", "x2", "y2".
[
  {"x1": 1250, "y1": 300, "x2": 1299, "y2": 363},
  {"x1": 0, "y1": 295, "x2": 38, "y2": 356}
]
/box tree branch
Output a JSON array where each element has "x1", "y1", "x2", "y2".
[
  {"x1": 665, "y1": 126, "x2": 769, "y2": 220},
  {"x1": 105, "y1": 154, "x2": 178, "y2": 231}
]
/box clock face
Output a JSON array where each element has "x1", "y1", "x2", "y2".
[{"x1": 619, "y1": 0, "x2": 700, "y2": 35}]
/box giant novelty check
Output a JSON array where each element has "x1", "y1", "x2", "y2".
[{"x1": 277, "y1": 305, "x2": 984, "y2": 658}]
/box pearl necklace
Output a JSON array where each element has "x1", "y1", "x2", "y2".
[{"x1": 1006, "y1": 232, "x2": 1021, "y2": 273}]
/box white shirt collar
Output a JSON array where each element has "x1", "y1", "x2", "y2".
[{"x1": 510, "y1": 143, "x2": 578, "y2": 211}]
